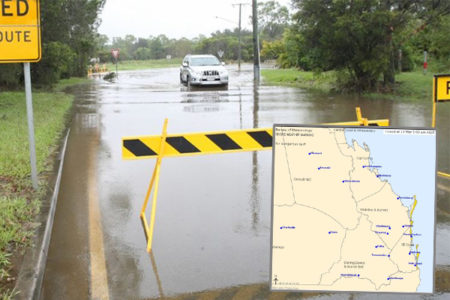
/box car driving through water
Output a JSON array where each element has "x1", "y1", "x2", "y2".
[{"x1": 180, "y1": 54, "x2": 229, "y2": 87}]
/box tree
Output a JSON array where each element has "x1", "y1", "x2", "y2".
[
  {"x1": 260, "y1": 40, "x2": 284, "y2": 60},
  {"x1": 407, "y1": 15, "x2": 450, "y2": 71},
  {"x1": 135, "y1": 47, "x2": 152, "y2": 60},
  {"x1": 194, "y1": 29, "x2": 253, "y2": 61},
  {"x1": 289, "y1": 0, "x2": 449, "y2": 91},
  {"x1": 169, "y1": 38, "x2": 195, "y2": 58},
  {"x1": 57, "y1": 0, "x2": 106, "y2": 76},
  {"x1": 149, "y1": 35, "x2": 168, "y2": 59},
  {"x1": 258, "y1": 0, "x2": 290, "y2": 41},
  {"x1": 1, "y1": 0, "x2": 106, "y2": 86}
]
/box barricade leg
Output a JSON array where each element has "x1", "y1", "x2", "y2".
[{"x1": 140, "y1": 119, "x2": 168, "y2": 252}]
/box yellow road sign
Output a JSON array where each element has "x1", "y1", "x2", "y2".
[
  {"x1": 0, "y1": 0, "x2": 41, "y2": 63},
  {"x1": 122, "y1": 119, "x2": 389, "y2": 160},
  {"x1": 434, "y1": 74, "x2": 450, "y2": 102}
]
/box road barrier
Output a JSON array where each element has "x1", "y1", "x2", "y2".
[
  {"x1": 122, "y1": 108, "x2": 389, "y2": 160},
  {"x1": 124, "y1": 107, "x2": 392, "y2": 252},
  {"x1": 87, "y1": 64, "x2": 108, "y2": 77}
]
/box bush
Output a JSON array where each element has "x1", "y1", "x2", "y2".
[
  {"x1": 32, "y1": 42, "x2": 77, "y2": 86},
  {"x1": 135, "y1": 47, "x2": 152, "y2": 60},
  {"x1": 261, "y1": 40, "x2": 284, "y2": 61},
  {"x1": 397, "y1": 46, "x2": 416, "y2": 72},
  {"x1": 0, "y1": 65, "x2": 22, "y2": 89}
]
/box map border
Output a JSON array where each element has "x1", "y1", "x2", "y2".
[{"x1": 269, "y1": 124, "x2": 437, "y2": 295}]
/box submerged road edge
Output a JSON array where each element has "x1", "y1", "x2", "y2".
[
  {"x1": 14, "y1": 129, "x2": 71, "y2": 300},
  {"x1": 88, "y1": 137, "x2": 110, "y2": 299}
]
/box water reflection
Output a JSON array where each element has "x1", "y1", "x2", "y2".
[
  {"x1": 239, "y1": 90, "x2": 243, "y2": 129},
  {"x1": 149, "y1": 251, "x2": 165, "y2": 298},
  {"x1": 251, "y1": 84, "x2": 261, "y2": 233},
  {"x1": 183, "y1": 105, "x2": 220, "y2": 113}
]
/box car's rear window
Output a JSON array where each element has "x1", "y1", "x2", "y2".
[{"x1": 190, "y1": 56, "x2": 220, "y2": 66}]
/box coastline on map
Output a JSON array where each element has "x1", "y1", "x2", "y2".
[{"x1": 343, "y1": 128, "x2": 436, "y2": 293}]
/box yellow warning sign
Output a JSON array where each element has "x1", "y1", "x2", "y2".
[
  {"x1": 0, "y1": 0, "x2": 41, "y2": 63},
  {"x1": 434, "y1": 74, "x2": 450, "y2": 102},
  {"x1": 122, "y1": 119, "x2": 389, "y2": 160}
]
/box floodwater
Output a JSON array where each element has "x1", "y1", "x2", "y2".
[{"x1": 41, "y1": 65, "x2": 449, "y2": 299}]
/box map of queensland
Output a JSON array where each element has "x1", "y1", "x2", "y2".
[{"x1": 271, "y1": 126, "x2": 436, "y2": 293}]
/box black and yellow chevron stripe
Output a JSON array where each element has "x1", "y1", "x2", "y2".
[
  {"x1": 122, "y1": 119, "x2": 389, "y2": 159},
  {"x1": 123, "y1": 128, "x2": 273, "y2": 159}
]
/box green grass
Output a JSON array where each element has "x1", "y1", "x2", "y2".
[
  {"x1": 366, "y1": 71, "x2": 433, "y2": 102},
  {"x1": 261, "y1": 69, "x2": 336, "y2": 93},
  {"x1": 0, "y1": 92, "x2": 72, "y2": 177},
  {"x1": 53, "y1": 77, "x2": 90, "y2": 92},
  {"x1": 0, "y1": 196, "x2": 40, "y2": 286},
  {"x1": 261, "y1": 68, "x2": 435, "y2": 102},
  {"x1": 106, "y1": 58, "x2": 182, "y2": 71},
  {"x1": 0, "y1": 88, "x2": 73, "y2": 297}
]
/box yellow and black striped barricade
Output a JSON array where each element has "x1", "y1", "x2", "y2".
[
  {"x1": 122, "y1": 121, "x2": 389, "y2": 160},
  {"x1": 123, "y1": 128, "x2": 273, "y2": 159},
  {"x1": 123, "y1": 107, "x2": 391, "y2": 253}
]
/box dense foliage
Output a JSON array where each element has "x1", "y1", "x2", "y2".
[
  {"x1": 0, "y1": 0, "x2": 105, "y2": 87},
  {"x1": 278, "y1": 0, "x2": 450, "y2": 91}
]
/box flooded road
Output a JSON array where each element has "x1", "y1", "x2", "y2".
[{"x1": 41, "y1": 65, "x2": 449, "y2": 299}]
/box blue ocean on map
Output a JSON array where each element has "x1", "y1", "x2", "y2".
[{"x1": 344, "y1": 128, "x2": 436, "y2": 293}]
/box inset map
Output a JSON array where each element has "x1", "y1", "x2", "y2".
[{"x1": 271, "y1": 125, "x2": 436, "y2": 293}]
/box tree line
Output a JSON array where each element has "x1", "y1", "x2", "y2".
[
  {"x1": 98, "y1": 0, "x2": 450, "y2": 91},
  {"x1": 95, "y1": 1, "x2": 289, "y2": 63},
  {"x1": 97, "y1": 30, "x2": 255, "y2": 63},
  {"x1": 0, "y1": 1, "x2": 448, "y2": 91}
]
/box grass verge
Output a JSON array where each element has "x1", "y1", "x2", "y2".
[
  {"x1": 0, "y1": 88, "x2": 73, "y2": 297},
  {"x1": 53, "y1": 77, "x2": 90, "y2": 92},
  {"x1": 261, "y1": 69, "x2": 435, "y2": 102},
  {"x1": 261, "y1": 69, "x2": 336, "y2": 93},
  {"x1": 107, "y1": 58, "x2": 182, "y2": 71}
]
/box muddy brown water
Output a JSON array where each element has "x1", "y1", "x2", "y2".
[{"x1": 40, "y1": 65, "x2": 449, "y2": 299}]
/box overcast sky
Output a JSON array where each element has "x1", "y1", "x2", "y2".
[{"x1": 98, "y1": 0, "x2": 292, "y2": 40}]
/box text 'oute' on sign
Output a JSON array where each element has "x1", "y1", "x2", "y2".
[
  {"x1": 0, "y1": 0, "x2": 41, "y2": 63},
  {"x1": 434, "y1": 74, "x2": 450, "y2": 102}
]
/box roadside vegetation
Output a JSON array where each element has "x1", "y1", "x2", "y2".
[
  {"x1": 264, "y1": 1, "x2": 449, "y2": 92},
  {"x1": 261, "y1": 69, "x2": 435, "y2": 102},
  {"x1": 0, "y1": 87, "x2": 75, "y2": 297},
  {"x1": 0, "y1": 1, "x2": 103, "y2": 297},
  {"x1": 0, "y1": 1, "x2": 105, "y2": 87}
]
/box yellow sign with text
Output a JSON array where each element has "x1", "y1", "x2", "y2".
[
  {"x1": 434, "y1": 74, "x2": 450, "y2": 102},
  {"x1": 0, "y1": 0, "x2": 41, "y2": 63}
]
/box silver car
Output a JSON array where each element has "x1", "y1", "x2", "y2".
[{"x1": 180, "y1": 54, "x2": 229, "y2": 87}]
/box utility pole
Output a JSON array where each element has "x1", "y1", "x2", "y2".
[
  {"x1": 232, "y1": 3, "x2": 249, "y2": 71},
  {"x1": 252, "y1": 0, "x2": 261, "y2": 82}
]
